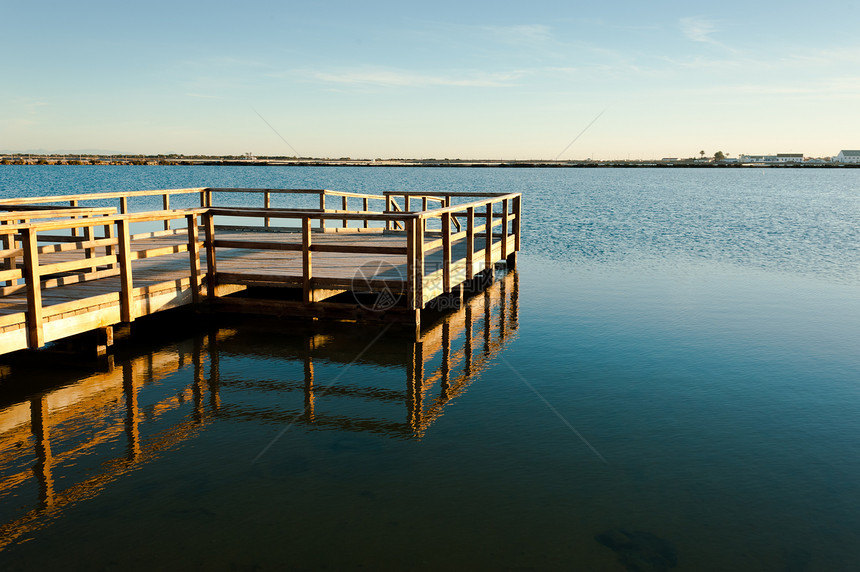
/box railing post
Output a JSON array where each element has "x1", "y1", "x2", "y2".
[
  {"x1": 415, "y1": 216, "x2": 424, "y2": 309},
  {"x1": 162, "y1": 194, "x2": 171, "y2": 231},
  {"x1": 22, "y1": 227, "x2": 44, "y2": 349},
  {"x1": 485, "y1": 202, "x2": 493, "y2": 269},
  {"x1": 385, "y1": 195, "x2": 393, "y2": 231},
  {"x1": 264, "y1": 191, "x2": 271, "y2": 228},
  {"x1": 442, "y1": 211, "x2": 451, "y2": 293},
  {"x1": 116, "y1": 219, "x2": 135, "y2": 322},
  {"x1": 203, "y1": 211, "x2": 217, "y2": 299},
  {"x1": 363, "y1": 197, "x2": 369, "y2": 229},
  {"x1": 319, "y1": 192, "x2": 326, "y2": 233},
  {"x1": 510, "y1": 195, "x2": 521, "y2": 269},
  {"x1": 82, "y1": 219, "x2": 97, "y2": 273},
  {"x1": 70, "y1": 200, "x2": 79, "y2": 237},
  {"x1": 120, "y1": 196, "x2": 128, "y2": 215},
  {"x1": 342, "y1": 195, "x2": 348, "y2": 228},
  {"x1": 104, "y1": 220, "x2": 116, "y2": 269},
  {"x1": 513, "y1": 195, "x2": 521, "y2": 252},
  {"x1": 406, "y1": 218, "x2": 416, "y2": 309},
  {"x1": 466, "y1": 206, "x2": 475, "y2": 279},
  {"x1": 501, "y1": 198, "x2": 509, "y2": 260},
  {"x1": 302, "y1": 216, "x2": 313, "y2": 303},
  {"x1": 187, "y1": 213, "x2": 201, "y2": 304}
]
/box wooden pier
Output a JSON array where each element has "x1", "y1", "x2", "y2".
[{"x1": 0, "y1": 187, "x2": 521, "y2": 355}]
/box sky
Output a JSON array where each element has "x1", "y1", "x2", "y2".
[{"x1": 1, "y1": 1, "x2": 859, "y2": 159}]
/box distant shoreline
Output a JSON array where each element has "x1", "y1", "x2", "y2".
[{"x1": 1, "y1": 157, "x2": 858, "y2": 168}]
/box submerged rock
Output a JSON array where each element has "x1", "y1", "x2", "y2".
[{"x1": 596, "y1": 528, "x2": 677, "y2": 571}]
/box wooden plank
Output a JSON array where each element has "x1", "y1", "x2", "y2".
[
  {"x1": 213, "y1": 239, "x2": 303, "y2": 252},
  {"x1": 216, "y1": 272, "x2": 303, "y2": 287},
  {"x1": 130, "y1": 228, "x2": 187, "y2": 241},
  {"x1": 0, "y1": 268, "x2": 23, "y2": 283},
  {"x1": 38, "y1": 255, "x2": 117, "y2": 277},
  {"x1": 22, "y1": 228, "x2": 43, "y2": 348},
  {"x1": 40, "y1": 268, "x2": 121, "y2": 292},
  {"x1": 38, "y1": 236, "x2": 117, "y2": 256},
  {"x1": 130, "y1": 244, "x2": 191, "y2": 260}
]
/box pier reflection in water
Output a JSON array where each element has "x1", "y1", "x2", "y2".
[{"x1": 0, "y1": 269, "x2": 518, "y2": 553}]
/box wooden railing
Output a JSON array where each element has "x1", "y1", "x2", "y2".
[
  {"x1": 204, "y1": 190, "x2": 520, "y2": 310},
  {"x1": 0, "y1": 209, "x2": 206, "y2": 350},
  {"x1": 408, "y1": 192, "x2": 521, "y2": 306},
  {"x1": 0, "y1": 187, "x2": 521, "y2": 350}
]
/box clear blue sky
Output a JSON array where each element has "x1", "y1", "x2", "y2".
[{"x1": 2, "y1": 1, "x2": 858, "y2": 159}]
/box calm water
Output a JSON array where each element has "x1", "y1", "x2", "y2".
[{"x1": 1, "y1": 166, "x2": 859, "y2": 570}]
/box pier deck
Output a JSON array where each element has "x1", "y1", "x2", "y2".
[{"x1": 0, "y1": 188, "x2": 521, "y2": 356}]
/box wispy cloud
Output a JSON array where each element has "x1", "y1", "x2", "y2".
[
  {"x1": 479, "y1": 24, "x2": 554, "y2": 45},
  {"x1": 306, "y1": 67, "x2": 524, "y2": 88},
  {"x1": 680, "y1": 16, "x2": 718, "y2": 44}
]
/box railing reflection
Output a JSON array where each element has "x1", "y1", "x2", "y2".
[{"x1": 0, "y1": 269, "x2": 518, "y2": 550}]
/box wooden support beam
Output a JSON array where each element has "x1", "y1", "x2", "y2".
[
  {"x1": 513, "y1": 194, "x2": 522, "y2": 253},
  {"x1": 466, "y1": 207, "x2": 475, "y2": 278},
  {"x1": 406, "y1": 219, "x2": 415, "y2": 309},
  {"x1": 116, "y1": 219, "x2": 135, "y2": 322},
  {"x1": 187, "y1": 213, "x2": 201, "y2": 304},
  {"x1": 442, "y1": 211, "x2": 452, "y2": 293},
  {"x1": 264, "y1": 191, "x2": 271, "y2": 228},
  {"x1": 204, "y1": 212, "x2": 217, "y2": 299},
  {"x1": 485, "y1": 203, "x2": 493, "y2": 269},
  {"x1": 302, "y1": 216, "x2": 312, "y2": 304},
  {"x1": 319, "y1": 192, "x2": 326, "y2": 232},
  {"x1": 22, "y1": 228, "x2": 44, "y2": 349},
  {"x1": 83, "y1": 219, "x2": 97, "y2": 273},
  {"x1": 501, "y1": 198, "x2": 509, "y2": 261},
  {"x1": 342, "y1": 195, "x2": 348, "y2": 228},
  {"x1": 363, "y1": 197, "x2": 369, "y2": 228},
  {"x1": 162, "y1": 195, "x2": 171, "y2": 230},
  {"x1": 70, "y1": 200, "x2": 79, "y2": 237},
  {"x1": 415, "y1": 218, "x2": 425, "y2": 309}
]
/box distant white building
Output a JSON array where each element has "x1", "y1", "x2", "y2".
[
  {"x1": 739, "y1": 154, "x2": 775, "y2": 163},
  {"x1": 739, "y1": 153, "x2": 803, "y2": 164},
  {"x1": 775, "y1": 153, "x2": 803, "y2": 163},
  {"x1": 834, "y1": 150, "x2": 860, "y2": 163}
]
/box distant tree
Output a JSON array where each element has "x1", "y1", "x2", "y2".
[
  {"x1": 714, "y1": 151, "x2": 726, "y2": 161},
  {"x1": 699, "y1": 150, "x2": 706, "y2": 159}
]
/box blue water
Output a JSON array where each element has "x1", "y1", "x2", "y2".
[{"x1": 1, "y1": 166, "x2": 859, "y2": 570}]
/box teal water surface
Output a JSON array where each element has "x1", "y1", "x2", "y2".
[{"x1": 1, "y1": 166, "x2": 859, "y2": 570}]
